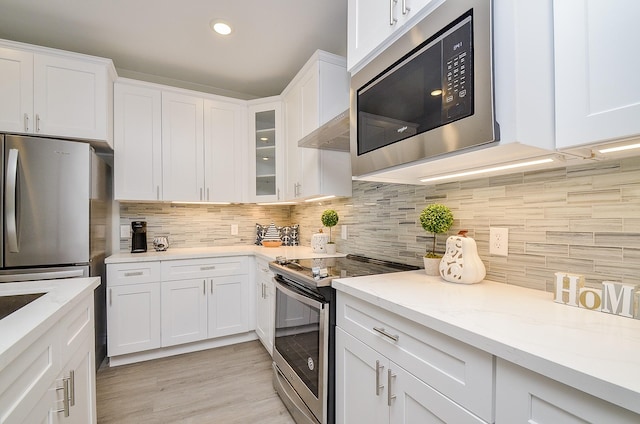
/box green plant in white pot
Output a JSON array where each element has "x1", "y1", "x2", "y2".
[
  {"x1": 419, "y1": 204, "x2": 454, "y2": 275},
  {"x1": 321, "y1": 209, "x2": 339, "y2": 254}
]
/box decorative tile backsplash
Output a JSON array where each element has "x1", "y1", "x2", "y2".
[{"x1": 120, "y1": 157, "x2": 640, "y2": 293}]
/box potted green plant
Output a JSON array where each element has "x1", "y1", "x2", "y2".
[
  {"x1": 419, "y1": 203, "x2": 454, "y2": 275},
  {"x1": 321, "y1": 209, "x2": 339, "y2": 254}
]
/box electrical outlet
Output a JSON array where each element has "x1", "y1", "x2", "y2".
[
  {"x1": 490, "y1": 227, "x2": 509, "y2": 256},
  {"x1": 341, "y1": 225, "x2": 348, "y2": 240},
  {"x1": 231, "y1": 224, "x2": 238, "y2": 235},
  {"x1": 120, "y1": 225, "x2": 129, "y2": 239}
]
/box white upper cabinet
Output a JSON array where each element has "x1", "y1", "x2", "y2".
[
  {"x1": 282, "y1": 51, "x2": 352, "y2": 201},
  {"x1": 348, "y1": 0, "x2": 442, "y2": 72},
  {"x1": 162, "y1": 91, "x2": 205, "y2": 202},
  {"x1": 114, "y1": 80, "x2": 163, "y2": 201},
  {"x1": 554, "y1": 0, "x2": 640, "y2": 150},
  {"x1": 203, "y1": 98, "x2": 248, "y2": 203},
  {"x1": 248, "y1": 97, "x2": 284, "y2": 203},
  {"x1": 0, "y1": 39, "x2": 114, "y2": 145}
]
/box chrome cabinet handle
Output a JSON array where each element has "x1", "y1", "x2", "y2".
[
  {"x1": 24, "y1": 113, "x2": 29, "y2": 131},
  {"x1": 109, "y1": 288, "x2": 112, "y2": 306},
  {"x1": 200, "y1": 188, "x2": 203, "y2": 201},
  {"x1": 6, "y1": 148, "x2": 19, "y2": 253},
  {"x1": 203, "y1": 280, "x2": 206, "y2": 295},
  {"x1": 387, "y1": 368, "x2": 396, "y2": 406},
  {"x1": 210, "y1": 279, "x2": 213, "y2": 294},
  {"x1": 157, "y1": 186, "x2": 160, "y2": 200},
  {"x1": 373, "y1": 326, "x2": 399, "y2": 342},
  {"x1": 36, "y1": 114, "x2": 41, "y2": 132},
  {"x1": 69, "y1": 370, "x2": 75, "y2": 406},
  {"x1": 389, "y1": 0, "x2": 398, "y2": 25},
  {"x1": 55, "y1": 377, "x2": 71, "y2": 417},
  {"x1": 124, "y1": 271, "x2": 143, "y2": 277},
  {"x1": 375, "y1": 360, "x2": 384, "y2": 396},
  {"x1": 207, "y1": 187, "x2": 210, "y2": 201},
  {"x1": 200, "y1": 265, "x2": 216, "y2": 271},
  {"x1": 402, "y1": 0, "x2": 410, "y2": 15}
]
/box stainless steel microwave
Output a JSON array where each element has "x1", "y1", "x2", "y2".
[{"x1": 350, "y1": 0, "x2": 497, "y2": 177}]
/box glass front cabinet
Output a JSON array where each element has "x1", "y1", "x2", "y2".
[{"x1": 248, "y1": 98, "x2": 283, "y2": 202}]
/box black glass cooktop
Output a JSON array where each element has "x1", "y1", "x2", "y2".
[{"x1": 270, "y1": 254, "x2": 419, "y2": 288}]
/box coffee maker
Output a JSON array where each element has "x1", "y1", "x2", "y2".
[{"x1": 131, "y1": 221, "x2": 147, "y2": 253}]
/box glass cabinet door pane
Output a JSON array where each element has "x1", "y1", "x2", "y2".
[{"x1": 255, "y1": 110, "x2": 276, "y2": 196}]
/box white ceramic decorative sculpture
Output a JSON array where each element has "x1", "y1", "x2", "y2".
[{"x1": 439, "y1": 231, "x2": 486, "y2": 284}]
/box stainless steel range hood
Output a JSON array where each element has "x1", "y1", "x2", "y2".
[{"x1": 297, "y1": 109, "x2": 350, "y2": 151}]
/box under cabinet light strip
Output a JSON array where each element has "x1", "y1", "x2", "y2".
[
  {"x1": 304, "y1": 195, "x2": 336, "y2": 202},
  {"x1": 598, "y1": 143, "x2": 640, "y2": 154},
  {"x1": 419, "y1": 158, "x2": 555, "y2": 183}
]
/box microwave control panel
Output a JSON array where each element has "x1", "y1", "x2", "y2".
[{"x1": 442, "y1": 18, "x2": 473, "y2": 121}]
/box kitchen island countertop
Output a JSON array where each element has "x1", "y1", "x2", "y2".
[
  {"x1": 0, "y1": 277, "x2": 100, "y2": 369},
  {"x1": 105, "y1": 245, "x2": 346, "y2": 264},
  {"x1": 332, "y1": 270, "x2": 640, "y2": 415}
]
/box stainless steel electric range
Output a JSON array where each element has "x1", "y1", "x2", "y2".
[{"x1": 269, "y1": 254, "x2": 419, "y2": 424}]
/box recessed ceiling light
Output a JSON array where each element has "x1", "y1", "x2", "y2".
[
  {"x1": 260, "y1": 137, "x2": 269, "y2": 142},
  {"x1": 430, "y1": 89, "x2": 443, "y2": 96},
  {"x1": 211, "y1": 20, "x2": 232, "y2": 36}
]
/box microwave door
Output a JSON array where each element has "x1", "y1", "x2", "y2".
[{"x1": 3, "y1": 135, "x2": 90, "y2": 268}]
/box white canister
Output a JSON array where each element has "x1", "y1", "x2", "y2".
[{"x1": 311, "y1": 232, "x2": 329, "y2": 253}]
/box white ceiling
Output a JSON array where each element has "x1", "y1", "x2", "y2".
[{"x1": 0, "y1": 0, "x2": 348, "y2": 100}]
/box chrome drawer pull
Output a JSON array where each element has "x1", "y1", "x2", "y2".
[
  {"x1": 200, "y1": 265, "x2": 216, "y2": 271},
  {"x1": 124, "y1": 271, "x2": 144, "y2": 277},
  {"x1": 55, "y1": 377, "x2": 71, "y2": 417},
  {"x1": 373, "y1": 326, "x2": 399, "y2": 342}
]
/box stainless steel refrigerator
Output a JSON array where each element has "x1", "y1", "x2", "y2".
[{"x1": 0, "y1": 134, "x2": 111, "y2": 365}]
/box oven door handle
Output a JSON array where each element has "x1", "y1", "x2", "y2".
[{"x1": 274, "y1": 278, "x2": 326, "y2": 310}]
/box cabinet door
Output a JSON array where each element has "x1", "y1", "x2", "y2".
[
  {"x1": 390, "y1": 363, "x2": 486, "y2": 424},
  {"x1": 203, "y1": 99, "x2": 247, "y2": 203},
  {"x1": 255, "y1": 261, "x2": 275, "y2": 355},
  {"x1": 248, "y1": 100, "x2": 283, "y2": 202},
  {"x1": 63, "y1": 336, "x2": 96, "y2": 424},
  {"x1": 554, "y1": 0, "x2": 640, "y2": 148},
  {"x1": 0, "y1": 47, "x2": 33, "y2": 133},
  {"x1": 496, "y1": 358, "x2": 640, "y2": 424},
  {"x1": 107, "y1": 282, "x2": 161, "y2": 356},
  {"x1": 33, "y1": 54, "x2": 108, "y2": 140},
  {"x1": 335, "y1": 327, "x2": 388, "y2": 424},
  {"x1": 348, "y1": 0, "x2": 397, "y2": 71},
  {"x1": 161, "y1": 279, "x2": 208, "y2": 346},
  {"x1": 114, "y1": 82, "x2": 163, "y2": 201},
  {"x1": 283, "y1": 85, "x2": 303, "y2": 200},
  {"x1": 207, "y1": 275, "x2": 249, "y2": 338},
  {"x1": 161, "y1": 91, "x2": 205, "y2": 201}
]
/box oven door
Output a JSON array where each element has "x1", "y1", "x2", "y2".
[{"x1": 273, "y1": 276, "x2": 329, "y2": 424}]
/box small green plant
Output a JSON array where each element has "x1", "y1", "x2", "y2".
[
  {"x1": 321, "y1": 209, "x2": 339, "y2": 243},
  {"x1": 419, "y1": 204, "x2": 453, "y2": 258}
]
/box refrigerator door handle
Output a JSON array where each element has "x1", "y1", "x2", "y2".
[
  {"x1": 6, "y1": 148, "x2": 19, "y2": 252},
  {"x1": 0, "y1": 269, "x2": 86, "y2": 283}
]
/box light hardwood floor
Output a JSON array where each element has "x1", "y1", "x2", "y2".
[{"x1": 97, "y1": 341, "x2": 296, "y2": 423}]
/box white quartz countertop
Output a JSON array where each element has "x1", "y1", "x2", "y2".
[
  {"x1": 0, "y1": 277, "x2": 100, "y2": 369},
  {"x1": 332, "y1": 271, "x2": 640, "y2": 414},
  {"x1": 105, "y1": 245, "x2": 346, "y2": 264}
]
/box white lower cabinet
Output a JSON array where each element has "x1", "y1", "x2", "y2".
[
  {"x1": 0, "y1": 292, "x2": 96, "y2": 424},
  {"x1": 336, "y1": 328, "x2": 486, "y2": 424},
  {"x1": 107, "y1": 256, "x2": 252, "y2": 361},
  {"x1": 495, "y1": 358, "x2": 640, "y2": 423},
  {"x1": 336, "y1": 293, "x2": 494, "y2": 424},
  {"x1": 255, "y1": 258, "x2": 275, "y2": 355}
]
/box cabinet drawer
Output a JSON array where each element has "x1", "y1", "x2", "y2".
[
  {"x1": 107, "y1": 261, "x2": 161, "y2": 286},
  {"x1": 161, "y1": 257, "x2": 249, "y2": 281},
  {"x1": 59, "y1": 293, "x2": 94, "y2": 366},
  {"x1": 337, "y1": 293, "x2": 494, "y2": 422}
]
